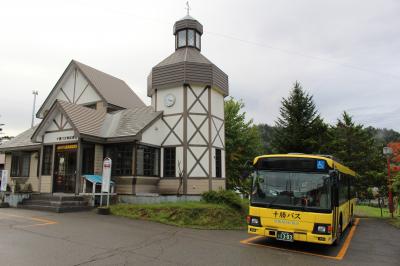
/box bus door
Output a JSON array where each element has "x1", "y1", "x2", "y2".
[{"x1": 331, "y1": 171, "x2": 340, "y2": 239}]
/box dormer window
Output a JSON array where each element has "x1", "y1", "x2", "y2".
[{"x1": 176, "y1": 29, "x2": 201, "y2": 50}]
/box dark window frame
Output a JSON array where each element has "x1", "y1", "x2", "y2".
[
  {"x1": 187, "y1": 29, "x2": 195, "y2": 46},
  {"x1": 177, "y1": 30, "x2": 187, "y2": 48},
  {"x1": 136, "y1": 144, "x2": 160, "y2": 177},
  {"x1": 42, "y1": 145, "x2": 53, "y2": 175},
  {"x1": 163, "y1": 147, "x2": 176, "y2": 178},
  {"x1": 82, "y1": 144, "x2": 95, "y2": 175},
  {"x1": 195, "y1": 31, "x2": 201, "y2": 49},
  {"x1": 176, "y1": 29, "x2": 201, "y2": 50},
  {"x1": 11, "y1": 152, "x2": 31, "y2": 177},
  {"x1": 215, "y1": 149, "x2": 222, "y2": 178},
  {"x1": 104, "y1": 143, "x2": 133, "y2": 176}
]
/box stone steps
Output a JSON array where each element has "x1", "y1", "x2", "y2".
[
  {"x1": 29, "y1": 194, "x2": 86, "y2": 201},
  {"x1": 17, "y1": 204, "x2": 93, "y2": 213},
  {"x1": 17, "y1": 194, "x2": 92, "y2": 213},
  {"x1": 20, "y1": 200, "x2": 89, "y2": 206}
]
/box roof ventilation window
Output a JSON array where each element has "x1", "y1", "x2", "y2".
[
  {"x1": 176, "y1": 29, "x2": 201, "y2": 50},
  {"x1": 173, "y1": 15, "x2": 203, "y2": 51}
]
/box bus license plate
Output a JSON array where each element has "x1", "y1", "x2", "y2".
[{"x1": 276, "y1": 231, "x2": 293, "y2": 242}]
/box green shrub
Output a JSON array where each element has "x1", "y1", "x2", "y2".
[{"x1": 201, "y1": 190, "x2": 243, "y2": 210}]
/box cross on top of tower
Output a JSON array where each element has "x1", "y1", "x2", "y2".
[{"x1": 185, "y1": 1, "x2": 191, "y2": 16}]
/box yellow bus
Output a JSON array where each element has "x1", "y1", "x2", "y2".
[{"x1": 247, "y1": 154, "x2": 356, "y2": 245}]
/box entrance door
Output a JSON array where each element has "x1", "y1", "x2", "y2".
[{"x1": 53, "y1": 145, "x2": 77, "y2": 193}]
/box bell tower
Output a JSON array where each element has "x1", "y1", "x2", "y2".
[{"x1": 148, "y1": 13, "x2": 229, "y2": 195}]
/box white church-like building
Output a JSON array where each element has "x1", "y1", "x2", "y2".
[{"x1": 0, "y1": 14, "x2": 228, "y2": 202}]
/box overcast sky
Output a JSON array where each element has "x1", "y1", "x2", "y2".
[{"x1": 1, "y1": 0, "x2": 399, "y2": 136}]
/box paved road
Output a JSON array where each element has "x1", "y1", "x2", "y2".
[{"x1": 0, "y1": 208, "x2": 399, "y2": 266}]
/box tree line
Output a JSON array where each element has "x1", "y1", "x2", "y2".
[{"x1": 225, "y1": 81, "x2": 400, "y2": 197}]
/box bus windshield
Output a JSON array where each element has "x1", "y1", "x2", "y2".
[{"x1": 251, "y1": 170, "x2": 331, "y2": 211}]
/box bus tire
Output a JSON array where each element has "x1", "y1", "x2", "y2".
[{"x1": 333, "y1": 215, "x2": 343, "y2": 246}]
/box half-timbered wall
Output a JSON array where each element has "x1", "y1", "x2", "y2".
[
  {"x1": 151, "y1": 84, "x2": 226, "y2": 195},
  {"x1": 46, "y1": 112, "x2": 73, "y2": 133},
  {"x1": 38, "y1": 67, "x2": 102, "y2": 117}
]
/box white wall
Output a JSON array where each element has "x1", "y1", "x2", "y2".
[
  {"x1": 187, "y1": 85, "x2": 208, "y2": 114},
  {"x1": 43, "y1": 130, "x2": 77, "y2": 144},
  {"x1": 156, "y1": 86, "x2": 183, "y2": 115},
  {"x1": 141, "y1": 118, "x2": 168, "y2": 146},
  {"x1": 39, "y1": 67, "x2": 102, "y2": 117},
  {"x1": 211, "y1": 88, "x2": 224, "y2": 119},
  {"x1": 46, "y1": 113, "x2": 73, "y2": 131}
]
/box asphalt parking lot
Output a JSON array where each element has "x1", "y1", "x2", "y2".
[{"x1": 0, "y1": 208, "x2": 399, "y2": 266}]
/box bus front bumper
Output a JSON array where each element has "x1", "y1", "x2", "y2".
[{"x1": 248, "y1": 226, "x2": 334, "y2": 245}]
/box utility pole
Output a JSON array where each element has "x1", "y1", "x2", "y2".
[
  {"x1": 31, "y1": 90, "x2": 38, "y2": 128},
  {"x1": 0, "y1": 114, "x2": 4, "y2": 144},
  {"x1": 383, "y1": 147, "x2": 394, "y2": 218},
  {"x1": 0, "y1": 123, "x2": 4, "y2": 144}
]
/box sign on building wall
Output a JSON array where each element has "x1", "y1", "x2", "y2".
[
  {"x1": 43, "y1": 130, "x2": 78, "y2": 143},
  {"x1": 56, "y1": 144, "x2": 78, "y2": 151},
  {"x1": 102, "y1": 158, "x2": 112, "y2": 193},
  {"x1": 1, "y1": 170, "x2": 8, "y2": 192}
]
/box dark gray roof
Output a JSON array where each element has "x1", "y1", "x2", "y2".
[
  {"x1": 155, "y1": 47, "x2": 212, "y2": 67},
  {"x1": 58, "y1": 100, "x2": 107, "y2": 138},
  {"x1": 101, "y1": 106, "x2": 162, "y2": 138},
  {"x1": 30, "y1": 101, "x2": 162, "y2": 144},
  {"x1": 37, "y1": 60, "x2": 145, "y2": 118},
  {"x1": 59, "y1": 101, "x2": 161, "y2": 139},
  {"x1": 148, "y1": 48, "x2": 229, "y2": 96},
  {"x1": 0, "y1": 126, "x2": 40, "y2": 151},
  {"x1": 173, "y1": 15, "x2": 203, "y2": 35}
]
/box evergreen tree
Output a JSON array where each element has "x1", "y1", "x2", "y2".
[
  {"x1": 257, "y1": 124, "x2": 275, "y2": 154},
  {"x1": 271, "y1": 82, "x2": 328, "y2": 154},
  {"x1": 225, "y1": 98, "x2": 263, "y2": 194},
  {"x1": 327, "y1": 112, "x2": 385, "y2": 197}
]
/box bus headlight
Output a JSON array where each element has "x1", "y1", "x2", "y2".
[
  {"x1": 247, "y1": 216, "x2": 261, "y2": 227},
  {"x1": 313, "y1": 224, "x2": 332, "y2": 235}
]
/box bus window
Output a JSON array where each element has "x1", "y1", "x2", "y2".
[
  {"x1": 252, "y1": 171, "x2": 331, "y2": 210},
  {"x1": 339, "y1": 174, "x2": 348, "y2": 204},
  {"x1": 349, "y1": 175, "x2": 356, "y2": 199}
]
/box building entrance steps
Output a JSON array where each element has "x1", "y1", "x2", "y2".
[{"x1": 17, "y1": 193, "x2": 92, "y2": 213}]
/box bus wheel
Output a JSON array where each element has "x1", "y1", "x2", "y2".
[{"x1": 333, "y1": 218, "x2": 342, "y2": 246}]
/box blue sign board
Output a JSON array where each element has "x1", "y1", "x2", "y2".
[{"x1": 316, "y1": 160, "x2": 326, "y2": 170}]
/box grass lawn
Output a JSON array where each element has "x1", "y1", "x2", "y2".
[
  {"x1": 355, "y1": 205, "x2": 400, "y2": 229},
  {"x1": 110, "y1": 201, "x2": 247, "y2": 230}
]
